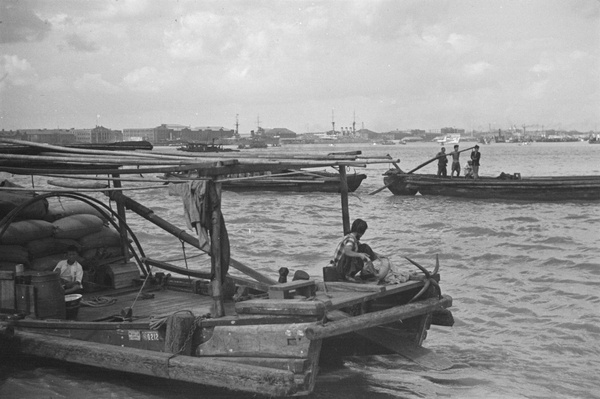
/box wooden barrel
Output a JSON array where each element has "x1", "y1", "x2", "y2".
[{"x1": 31, "y1": 271, "x2": 66, "y2": 319}]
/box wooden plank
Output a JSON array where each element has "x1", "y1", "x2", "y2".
[
  {"x1": 168, "y1": 355, "x2": 297, "y2": 397},
  {"x1": 317, "y1": 281, "x2": 385, "y2": 293},
  {"x1": 13, "y1": 330, "x2": 298, "y2": 397},
  {"x1": 197, "y1": 322, "x2": 316, "y2": 358},
  {"x1": 305, "y1": 295, "x2": 452, "y2": 340},
  {"x1": 269, "y1": 280, "x2": 316, "y2": 291},
  {"x1": 16, "y1": 330, "x2": 171, "y2": 378},
  {"x1": 235, "y1": 298, "x2": 328, "y2": 317},
  {"x1": 211, "y1": 356, "x2": 309, "y2": 373}
]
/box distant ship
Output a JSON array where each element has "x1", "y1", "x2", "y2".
[{"x1": 435, "y1": 134, "x2": 461, "y2": 145}]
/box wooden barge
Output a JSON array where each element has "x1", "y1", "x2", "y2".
[
  {"x1": 382, "y1": 169, "x2": 600, "y2": 201},
  {"x1": 166, "y1": 168, "x2": 367, "y2": 193},
  {"x1": 0, "y1": 140, "x2": 453, "y2": 397}
]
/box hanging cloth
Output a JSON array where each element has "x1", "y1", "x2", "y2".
[{"x1": 170, "y1": 180, "x2": 230, "y2": 280}]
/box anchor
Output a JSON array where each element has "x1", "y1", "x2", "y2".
[{"x1": 404, "y1": 254, "x2": 442, "y2": 302}]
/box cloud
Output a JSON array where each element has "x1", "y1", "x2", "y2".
[
  {"x1": 123, "y1": 66, "x2": 176, "y2": 92},
  {"x1": 73, "y1": 73, "x2": 121, "y2": 94},
  {"x1": 0, "y1": 55, "x2": 37, "y2": 91},
  {"x1": 0, "y1": 0, "x2": 51, "y2": 43},
  {"x1": 62, "y1": 33, "x2": 100, "y2": 52},
  {"x1": 164, "y1": 12, "x2": 243, "y2": 63},
  {"x1": 464, "y1": 61, "x2": 492, "y2": 76}
]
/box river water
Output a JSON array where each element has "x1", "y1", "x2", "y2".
[{"x1": 1, "y1": 141, "x2": 599, "y2": 399}]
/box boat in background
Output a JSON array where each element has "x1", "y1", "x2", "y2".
[
  {"x1": 177, "y1": 141, "x2": 239, "y2": 153},
  {"x1": 382, "y1": 170, "x2": 600, "y2": 201},
  {"x1": 165, "y1": 169, "x2": 367, "y2": 193},
  {"x1": 435, "y1": 134, "x2": 461, "y2": 145}
]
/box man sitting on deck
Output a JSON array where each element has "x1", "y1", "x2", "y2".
[
  {"x1": 332, "y1": 219, "x2": 389, "y2": 282},
  {"x1": 53, "y1": 245, "x2": 83, "y2": 294},
  {"x1": 464, "y1": 160, "x2": 474, "y2": 178}
]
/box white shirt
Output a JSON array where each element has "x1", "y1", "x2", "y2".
[{"x1": 54, "y1": 260, "x2": 83, "y2": 284}]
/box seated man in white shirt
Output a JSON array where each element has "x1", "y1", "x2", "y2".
[{"x1": 54, "y1": 246, "x2": 83, "y2": 294}]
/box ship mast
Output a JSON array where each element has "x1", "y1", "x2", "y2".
[{"x1": 331, "y1": 109, "x2": 335, "y2": 134}]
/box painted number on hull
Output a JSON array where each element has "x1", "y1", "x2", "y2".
[{"x1": 142, "y1": 331, "x2": 160, "y2": 341}]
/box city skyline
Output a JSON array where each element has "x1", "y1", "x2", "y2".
[{"x1": 1, "y1": 1, "x2": 598, "y2": 133}]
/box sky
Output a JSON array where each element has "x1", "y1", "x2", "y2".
[{"x1": 1, "y1": 0, "x2": 599, "y2": 134}]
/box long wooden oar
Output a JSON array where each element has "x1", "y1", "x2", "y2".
[{"x1": 369, "y1": 146, "x2": 476, "y2": 195}]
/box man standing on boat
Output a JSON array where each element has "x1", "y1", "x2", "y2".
[
  {"x1": 450, "y1": 145, "x2": 461, "y2": 177},
  {"x1": 470, "y1": 145, "x2": 481, "y2": 179},
  {"x1": 436, "y1": 147, "x2": 448, "y2": 177}
]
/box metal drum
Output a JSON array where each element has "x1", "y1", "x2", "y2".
[{"x1": 31, "y1": 271, "x2": 66, "y2": 319}]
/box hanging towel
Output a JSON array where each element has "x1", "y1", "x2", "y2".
[{"x1": 170, "y1": 180, "x2": 230, "y2": 280}]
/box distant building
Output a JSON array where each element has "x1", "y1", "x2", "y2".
[
  {"x1": 91, "y1": 126, "x2": 122, "y2": 143},
  {"x1": 122, "y1": 128, "x2": 154, "y2": 142},
  {"x1": 182, "y1": 126, "x2": 236, "y2": 143},
  {"x1": 155, "y1": 124, "x2": 189, "y2": 143},
  {"x1": 73, "y1": 129, "x2": 92, "y2": 143},
  {"x1": 122, "y1": 124, "x2": 234, "y2": 144},
  {"x1": 19, "y1": 129, "x2": 75, "y2": 145},
  {"x1": 0, "y1": 130, "x2": 27, "y2": 140},
  {"x1": 441, "y1": 127, "x2": 465, "y2": 134}
]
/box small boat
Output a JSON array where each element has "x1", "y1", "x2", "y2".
[
  {"x1": 167, "y1": 169, "x2": 368, "y2": 193},
  {"x1": 382, "y1": 170, "x2": 600, "y2": 201},
  {"x1": 178, "y1": 141, "x2": 239, "y2": 153},
  {"x1": 0, "y1": 143, "x2": 453, "y2": 397}
]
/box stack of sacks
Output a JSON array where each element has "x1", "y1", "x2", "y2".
[{"x1": 0, "y1": 198, "x2": 131, "y2": 272}]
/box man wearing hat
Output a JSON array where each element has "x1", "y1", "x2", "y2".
[{"x1": 470, "y1": 145, "x2": 481, "y2": 179}]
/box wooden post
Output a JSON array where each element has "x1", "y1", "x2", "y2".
[
  {"x1": 164, "y1": 312, "x2": 196, "y2": 356},
  {"x1": 111, "y1": 174, "x2": 130, "y2": 265},
  {"x1": 210, "y1": 180, "x2": 225, "y2": 317},
  {"x1": 339, "y1": 165, "x2": 350, "y2": 235}
]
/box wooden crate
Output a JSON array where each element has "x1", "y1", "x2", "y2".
[
  {"x1": 0, "y1": 271, "x2": 15, "y2": 312},
  {"x1": 268, "y1": 280, "x2": 316, "y2": 300},
  {"x1": 106, "y1": 262, "x2": 141, "y2": 289}
]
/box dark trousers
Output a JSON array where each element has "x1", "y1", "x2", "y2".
[
  {"x1": 437, "y1": 164, "x2": 447, "y2": 177},
  {"x1": 334, "y1": 243, "x2": 377, "y2": 280}
]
